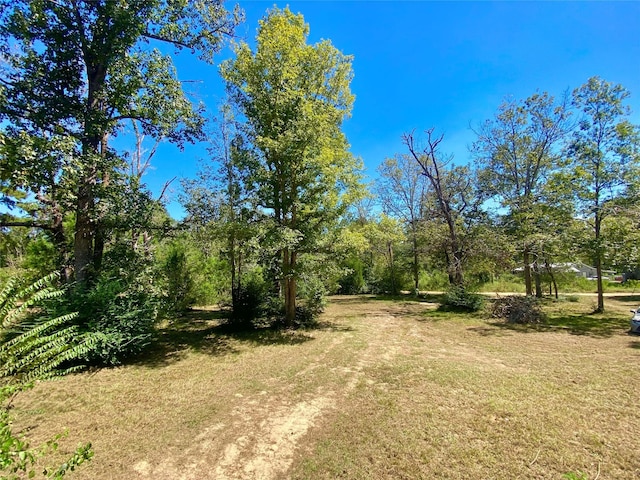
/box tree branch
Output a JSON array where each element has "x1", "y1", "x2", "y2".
[{"x1": 0, "y1": 219, "x2": 54, "y2": 230}]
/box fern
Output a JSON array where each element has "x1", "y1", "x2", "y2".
[
  {"x1": 0, "y1": 273, "x2": 94, "y2": 386},
  {"x1": 0, "y1": 272, "x2": 63, "y2": 330},
  {"x1": 0, "y1": 273, "x2": 95, "y2": 478}
]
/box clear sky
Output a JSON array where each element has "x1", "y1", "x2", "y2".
[{"x1": 142, "y1": 1, "x2": 640, "y2": 219}]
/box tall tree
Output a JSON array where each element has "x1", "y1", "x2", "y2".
[
  {"x1": 567, "y1": 77, "x2": 640, "y2": 312},
  {"x1": 221, "y1": 7, "x2": 361, "y2": 325},
  {"x1": 182, "y1": 104, "x2": 260, "y2": 314},
  {"x1": 0, "y1": 0, "x2": 242, "y2": 284},
  {"x1": 376, "y1": 154, "x2": 426, "y2": 292},
  {"x1": 472, "y1": 92, "x2": 571, "y2": 296},
  {"x1": 404, "y1": 129, "x2": 482, "y2": 286}
]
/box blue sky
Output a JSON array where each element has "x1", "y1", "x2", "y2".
[{"x1": 143, "y1": 1, "x2": 640, "y2": 218}]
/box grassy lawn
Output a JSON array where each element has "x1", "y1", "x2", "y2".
[{"x1": 10, "y1": 295, "x2": 640, "y2": 479}]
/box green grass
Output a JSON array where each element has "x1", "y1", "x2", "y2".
[{"x1": 8, "y1": 294, "x2": 640, "y2": 479}]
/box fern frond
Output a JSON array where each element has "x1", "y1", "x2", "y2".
[
  {"x1": 0, "y1": 277, "x2": 20, "y2": 327},
  {"x1": 0, "y1": 273, "x2": 90, "y2": 386}
]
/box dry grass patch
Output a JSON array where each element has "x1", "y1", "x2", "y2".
[{"x1": 8, "y1": 295, "x2": 640, "y2": 479}]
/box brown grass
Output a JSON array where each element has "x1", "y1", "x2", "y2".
[{"x1": 9, "y1": 294, "x2": 640, "y2": 479}]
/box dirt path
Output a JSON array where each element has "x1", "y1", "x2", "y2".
[{"x1": 131, "y1": 299, "x2": 431, "y2": 480}]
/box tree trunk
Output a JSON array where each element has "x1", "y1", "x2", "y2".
[
  {"x1": 49, "y1": 206, "x2": 72, "y2": 283},
  {"x1": 388, "y1": 241, "x2": 397, "y2": 294},
  {"x1": 74, "y1": 58, "x2": 106, "y2": 286},
  {"x1": 545, "y1": 260, "x2": 558, "y2": 299},
  {"x1": 92, "y1": 135, "x2": 110, "y2": 272},
  {"x1": 452, "y1": 250, "x2": 464, "y2": 286},
  {"x1": 230, "y1": 232, "x2": 239, "y2": 311},
  {"x1": 523, "y1": 247, "x2": 533, "y2": 296},
  {"x1": 594, "y1": 214, "x2": 605, "y2": 312},
  {"x1": 533, "y1": 259, "x2": 543, "y2": 298},
  {"x1": 595, "y1": 257, "x2": 605, "y2": 313},
  {"x1": 412, "y1": 227, "x2": 419, "y2": 293},
  {"x1": 74, "y1": 180, "x2": 95, "y2": 285},
  {"x1": 283, "y1": 249, "x2": 297, "y2": 327}
]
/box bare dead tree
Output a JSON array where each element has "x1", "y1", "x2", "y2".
[{"x1": 403, "y1": 128, "x2": 476, "y2": 286}]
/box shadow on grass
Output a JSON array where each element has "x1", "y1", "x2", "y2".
[
  {"x1": 606, "y1": 295, "x2": 640, "y2": 304},
  {"x1": 330, "y1": 293, "x2": 445, "y2": 304},
  {"x1": 467, "y1": 313, "x2": 628, "y2": 339},
  {"x1": 629, "y1": 338, "x2": 640, "y2": 350},
  {"x1": 132, "y1": 307, "x2": 317, "y2": 368}
]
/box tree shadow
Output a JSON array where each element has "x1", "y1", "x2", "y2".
[
  {"x1": 467, "y1": 314, "x2": 628, "y2": 339},
  {"x1": 330, "y1": 293, "x2": 445, "y2": 304},
  {"x1": 131, "y1": 308, "x2": 317, "y2": 368},
  {"x1": 607, "y1": 294, "x2": 640, "y2": 304},
  {"x1": 466, "y1": 325, "x2": 515, "y2": 337},
  {"x1": 545, "y1": 313, "x2": 629, "y2": 338}
]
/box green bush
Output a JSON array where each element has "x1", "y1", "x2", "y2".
[
  {"x1": 338, "y1": 257, "x2": 366, "y2": 294},
  {"x1": 369, "y1": 266, "x2": 409, "y2": 295},
  {"x1": 441, "y1": 285, "x2": 485, "y2": 312},
  {"x1": 230, "y1": 275, "x2": 270, "y2": 325},
  {"x1": 418, "y1": 270, "x2": 450, "y2": 291},
  {"x1": 295, "y1": 275, "x2": 328, "y2": 326},
  {"x1": 159, "y1": 241, "x2": 196, "y2": 313},
  {"x1": 64, "y1": 275, "x2": 159, "y2": 365},
  {"x1": 479, "y1": 273, "x2": 525, "y2": 293},
  {"x1": 553, "y1": 273, "x2": 597, "y2": 293}
]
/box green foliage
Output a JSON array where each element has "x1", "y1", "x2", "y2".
[
  {"x1": 64, "y1": 275, "x2": 158, "y2": 366},
  {"x1": 553, "y1": 273, "x2": 598, "y2": 293},
  {"x1": 22, "y1": 236, "x2": 59, "y2": 279},
  {"x1": 479, "y1": 273, "x2": 526, "y2": 293},
  {"x1": 376, "y1": 154, "x2": 426, "y2": 289},
  {"x1": 440, "y1": 286, "x2": 485, "y2": 312},
  {"x1": 361, "y1": 215, "x2": 408, "y2": 295},
  {"x1": 297, "y1": 275, "x2": 328, "y2": 321},
  {"x1": 563, "y1": 472, "x2": 589, "y2": 480},
  {"x1": 418, "y1": 270, "x2": 450, "y2": 291},
  {"x1": 156, "y1": 237, "x2": 232, "y2": 311},
  {"x1": 221, "y1": 6, "x2": 363, "y2": 324},
  {"x1": 0, "y1": 273, "x2": 93, "y2": 478},
  {"x1": 473, "y1": 91, "x2": 572, "y2": 296},
  {"x1": 338, "y1": 257, "x2": 366, "y2": 294},
  {"x1": 159, "y1": 241, "x2": 196, "y2": 313},
  {"x1": 0, "y1": 273, "x2": 96, "y2": 384},
  {"x1": 0, "y1": 0, "x2": 242, "y2": 284},
  {"x1": 567, "y1": 76, "x2": 640, "y2": 311},
  {"x1": 230, "y1": 274, "x2": 270, "y2": 326},
  {"x1": 491, "y1": 295, "x2": 546, "y2": 324}
]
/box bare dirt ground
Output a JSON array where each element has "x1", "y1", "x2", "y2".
[
  {"x1": 11, "y1": 295, "x2": 640, "y2": 479},
  {"x1": 128, "y1": 298, "x2": 433, "y2": 480}
]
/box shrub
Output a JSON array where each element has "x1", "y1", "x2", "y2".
[
  {"x1": 230, "y1": 274, "x2": 271, "y2": 326},
  {"x1": 491, "y1": 295, "x2": 546, "y2": 324},
  {"x1": 418, "y1": 271, "x2": 450, "y2": 291},
  {"x1": 161, "y1": 242, "x2": 195, "y2": 312},
  {"x1": 65, "y1": 275, "x2": 159, "y2": 365},
  {"x1": 338, "y1": 257, "x2": 366, "y2": 294},
  {"x1": 441, "y1": 285, "x2": 485, "y2": 312},
  {"x1": 292, "y1": 278, "x2": 327, "y2": 327}
]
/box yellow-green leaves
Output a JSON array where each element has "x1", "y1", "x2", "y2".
[{"x1": 221, "y1": 6, "x2": 362, "y2": 323}]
